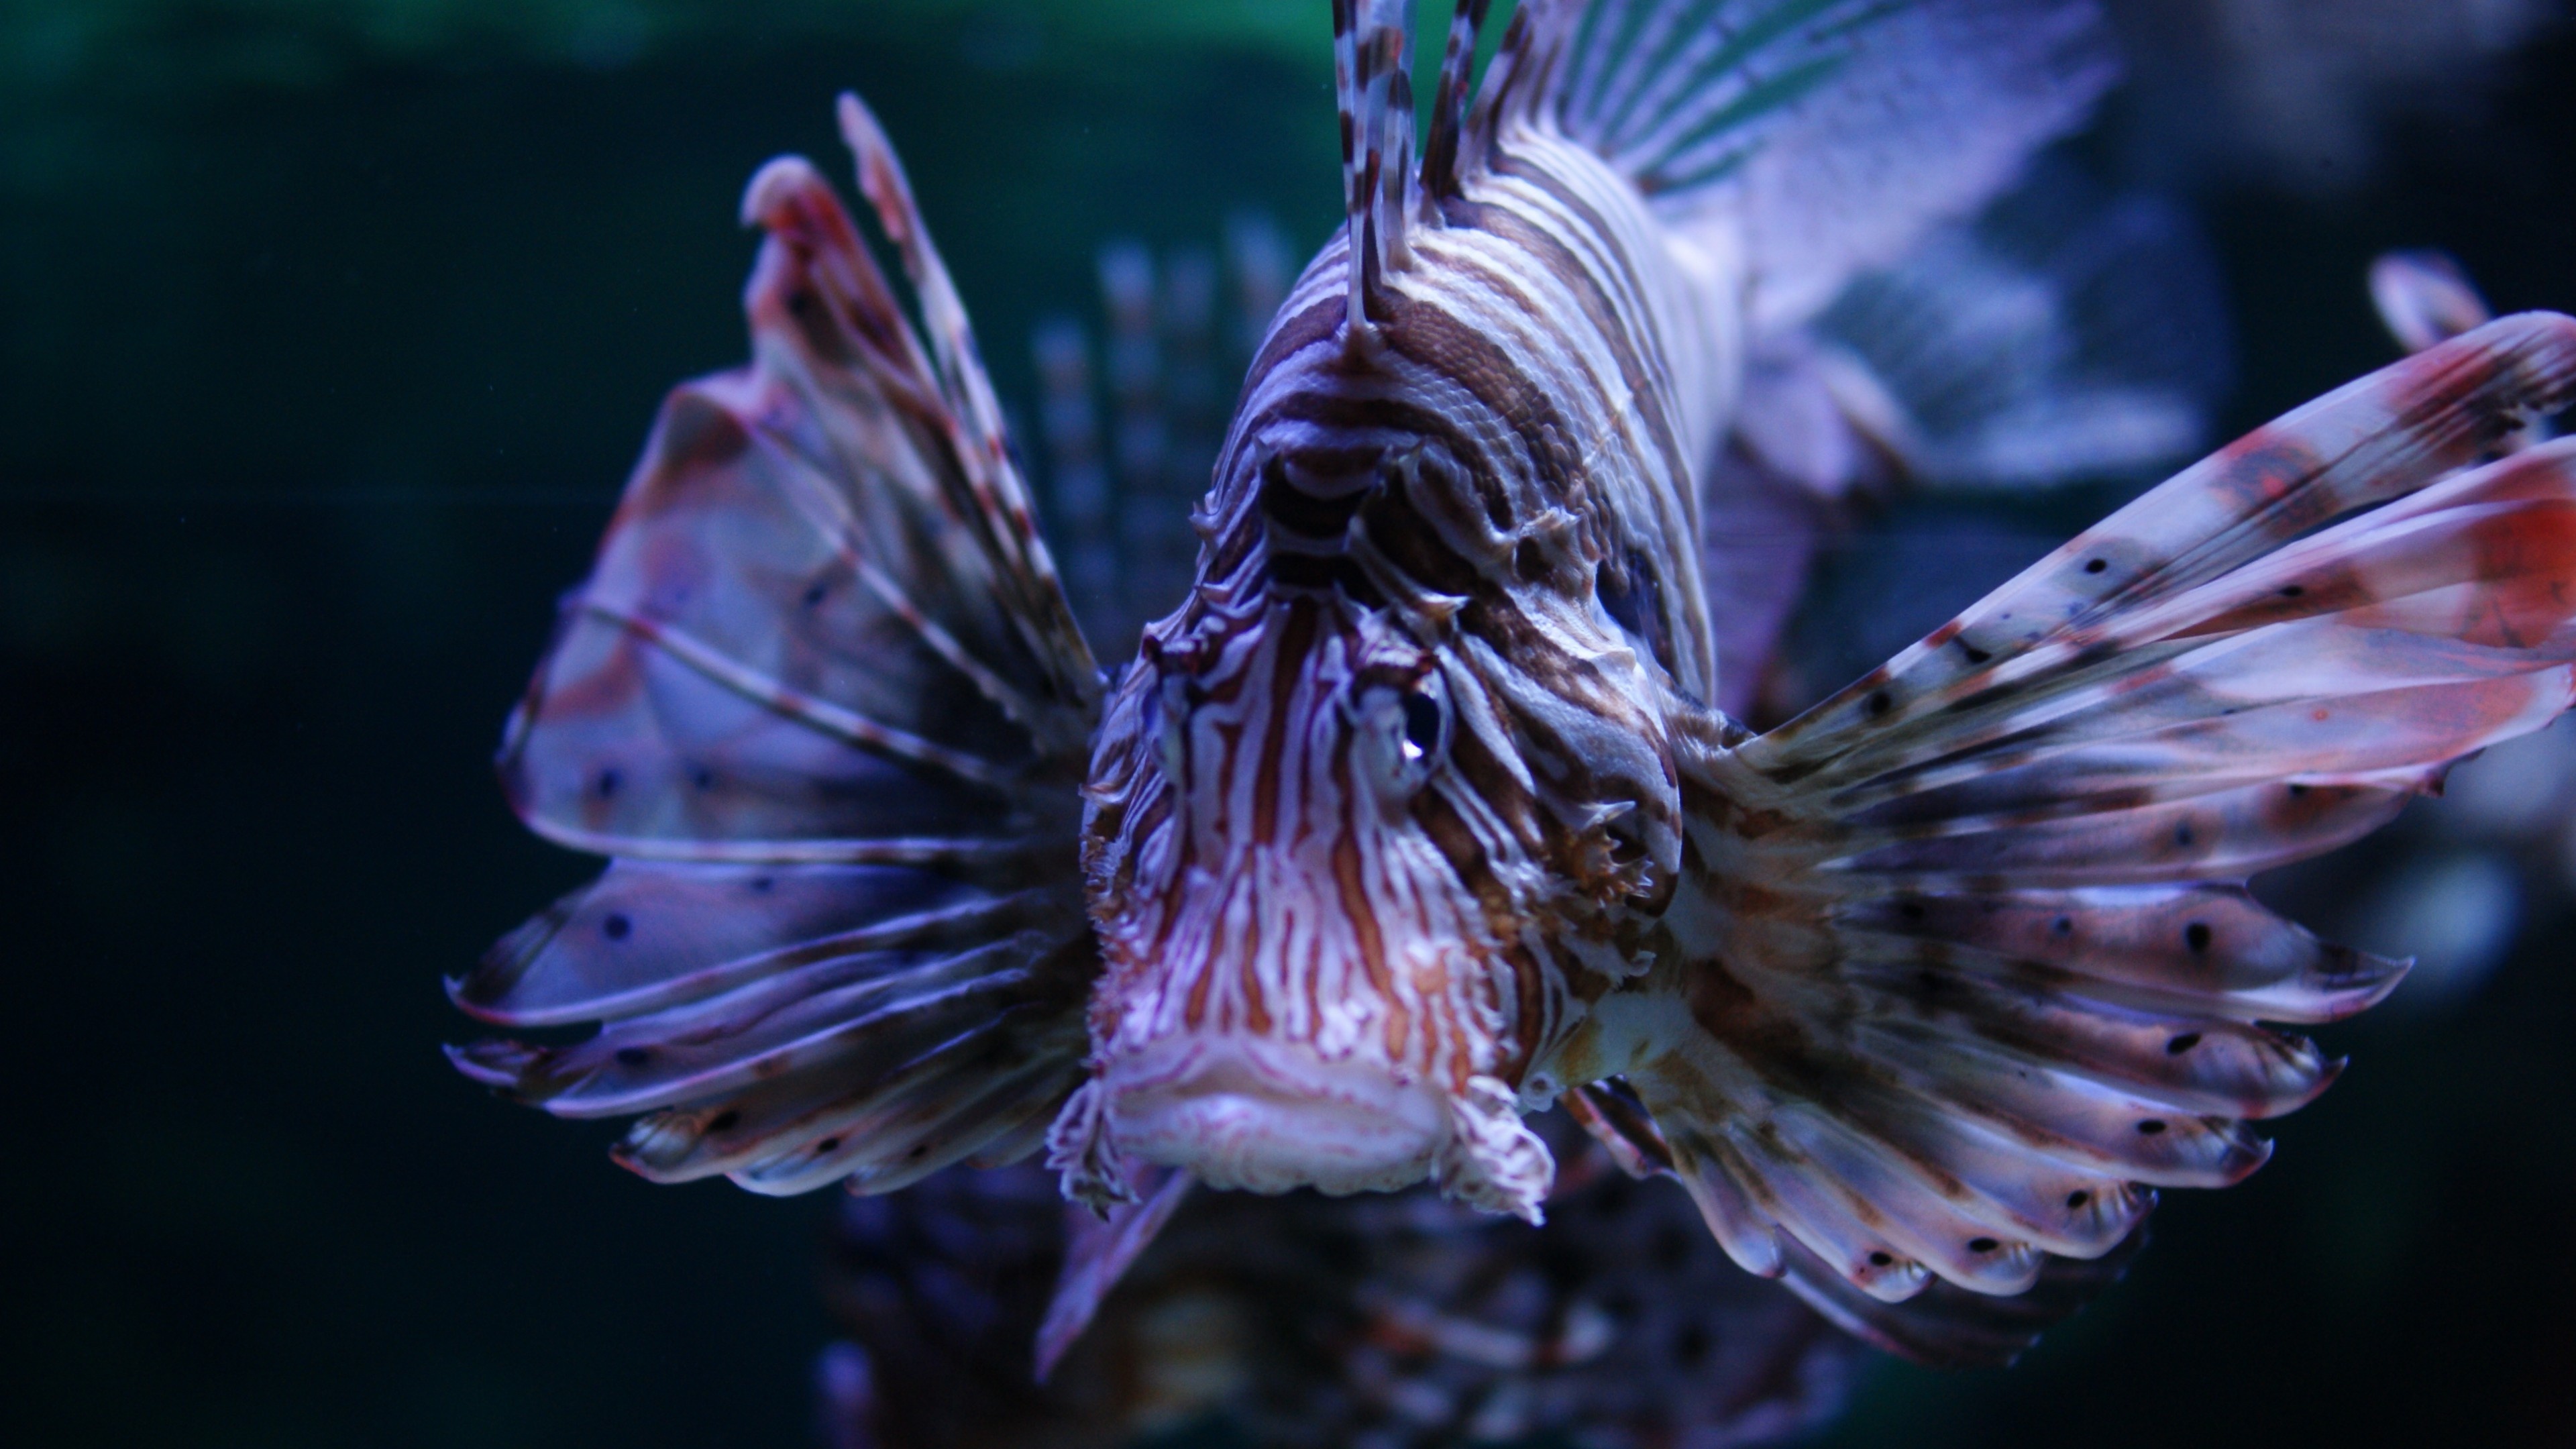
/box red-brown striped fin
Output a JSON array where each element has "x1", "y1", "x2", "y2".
[
  {"x1": 459, "y1": 105, "x2": 1101, "y2": 1201},
  {"x1": 2370, "y1": 249, "x2": 2554, "y2": 456},
  {"x1": 1626, "y1": 311, "x2": 2576, "y2": 1310},
  {"x1": 1753, "y1": 312, "x2": 2576, "y2": 778}
]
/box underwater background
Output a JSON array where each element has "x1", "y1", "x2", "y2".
[{"x1": 6, "y1": 1, "x2": 2575, "y2": 1444}]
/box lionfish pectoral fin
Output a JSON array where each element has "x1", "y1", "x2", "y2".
[
  {"x1": 1640, "y1": 313, "x2": 2576, "y2": 1311},
  {"x1": 459, "y1": 99, "x2": 1106, "y2": 1197},
  {"x1": 2369, "y1": 250, "x2": 2555, "y2": 455},
  {"x1": 1564, "y1": 1077, "x2": 1678, "y2": 1181},
  {"x1": 2373, "y1": 248, "x2": 2497, "y2": 356},
  {"x1": 1776, "y1": 1222, "x2": 2151, "y2": 1368},
  {"x1": 1033, "y1": 1165, "x2": 1193, "y2": 1382}
]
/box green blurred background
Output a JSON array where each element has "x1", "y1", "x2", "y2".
[{"x1": 4, "y1": 1, "x2": 2573, "y2": 1445}]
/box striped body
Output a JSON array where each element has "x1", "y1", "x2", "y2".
[{"x1": 1072, "y1": 121, "x2": 1739, "y2": 1212}]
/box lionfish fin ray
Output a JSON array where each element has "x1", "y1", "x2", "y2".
[
  {"x1": 450, "y1": 861, "x2": 1097, "y2": 1188},
  {"x1": 1629, "y1": 314, "x2": 2576, "y2": 1303},
  {"x1": 1775, "y1": 1222, "x2": 2149, "y2": 1367},
  {"x1": 1803, "y1": 165, "x2": 2231, "y2": 494},
  {"x1": 1032, "y1": 1166, "x2": 1194, "y2": 1381},
  {"x1": 2369, "y1": 250, "x2": 2553, "y2": 455},
  {"x1": 1336, "y1": 0, "x2": 1420, "y2": 334},
  {"x1": 1420, "y1": 0, "x2": 1494, "y2": 201},
  {"x1": 462, "y1": 114, "x2": 1105, "y2": 1198}
]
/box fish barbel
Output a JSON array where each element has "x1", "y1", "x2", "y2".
[{"x1": 455, "y1": 0, "x2": 2576, "y2": 1360}]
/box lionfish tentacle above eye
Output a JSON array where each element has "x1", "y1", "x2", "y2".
[{"x1": 455, "y1": 97, "x2": 1104, "y2": 1199}]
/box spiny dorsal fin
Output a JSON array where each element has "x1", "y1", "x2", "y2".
[
  {"x1": 1335, "y1": 0, "x2": 1418, "y2": 335},
  {"x1": 1422, "y1": 0, "x2": 1493, "y2": 201}
]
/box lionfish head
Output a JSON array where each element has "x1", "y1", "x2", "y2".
[
  {"x1": 1055, "y1": 443, "x2": 1690, "y2": 1220},
  {"x1": 1064, "y1": 572, "x2": 1562, "y2": 1214}
]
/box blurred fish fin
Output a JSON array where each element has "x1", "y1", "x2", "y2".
[
  {"x1": 2373, "y1": 250, "x2": 2497, "y2": 356},
  {"x1": 1032, "y1": 1167, "x2": 1193, "y2": 1381},
  {"x1": 460, "y1": 101, "x2": 1104, "y2": 1197},
  {"x1": 1489, "y1": 0, "x2": 2115, "y2": 332},
  {"x1": 449, "y1": 863, "x2": 1095, "y2": 1195},
  {"x1": 2369, "y1": 252, "x2": 2553, "y2": 458},
  {"x1": 1631, "y1": 315, "x2": 2576, "y2": 1302},
  {"x1": 1778, "y1": 1224, "x2": 2148, "y2": 1367},
  {"x1": 1700, "y1": 167, "x2": 2233, "y2": 714},
  {"x1": 1700, "y1": 440, "x2": 1838, "y2": 719},
  {"x1": 1813, "y1": 164, "x2": 2233, "y2": 490},
  {"x1": 1337, "y1": 0, "x2": 1421, "y2": 329}
]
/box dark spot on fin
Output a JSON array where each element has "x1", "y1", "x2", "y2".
[{"x1": 1774, "y1": 1226, "x2": 2150, "y2": 1369}]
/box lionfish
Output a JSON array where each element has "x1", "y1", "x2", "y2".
[{"x1": 452, "y1": 0, "x2": 2576, "y2": 1395}]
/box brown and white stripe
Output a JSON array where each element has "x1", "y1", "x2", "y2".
[{"x1": 1071, "y1": 2, "x2": 1770, "y2": 1211}]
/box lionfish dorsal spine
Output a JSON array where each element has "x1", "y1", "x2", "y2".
[
  {"x1": 1335, "y1": 0, "x2": 1425, "y2": 336},
  {"x1": 1421, "y1": 1, "x2": 1493, "y2": 203}
]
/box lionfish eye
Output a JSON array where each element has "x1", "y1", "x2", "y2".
[{"x1": 1400, "y1": 690, "x2": 1444, "y2": 763}]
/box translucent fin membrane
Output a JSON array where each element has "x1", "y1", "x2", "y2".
[
  {"x1": 1642, "y1": 313, "x2": 2576, "y2": 1301},
  {"x1": 460, "y1": 99, "x2": 1104, "y2": 1197},
  {"x1": 1502, "y1": 0, "x2": 2115, "y2": 331}
]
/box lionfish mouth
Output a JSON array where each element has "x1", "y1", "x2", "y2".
[{"x1": 1099, "y1": 1033, "x2": 1450, "y2": 1197}]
